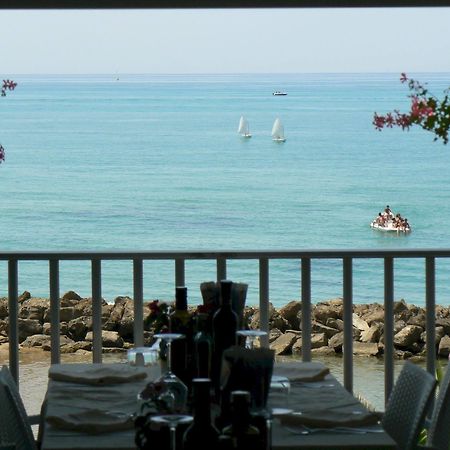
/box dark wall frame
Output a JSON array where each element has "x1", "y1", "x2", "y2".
[{"x1": 1, "y1": 0, "x2": 450, "y2": 9}]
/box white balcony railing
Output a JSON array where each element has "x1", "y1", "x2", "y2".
[{"x1": 2, "y1": 249, "x2": 444, "y2": 407}]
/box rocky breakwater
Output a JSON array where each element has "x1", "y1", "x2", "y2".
[
  {"x1": 246, "y1": 298, "x2": 450, "y2": 361},
  {"x1": 1, "y1": 291, "x2": 450, "y2": 361},
  {"x1": 0, "y1": 291, "x2": 161, "y2": 356}
]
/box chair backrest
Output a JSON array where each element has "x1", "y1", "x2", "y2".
[
  {"x1": 382, "y1": 361, "x2": 436, "y2": 450},
  {"x1": 0, "y1": 366, "x2": 36, "y2": 450},
  {"x1": 427, "y1": 362, "x2": 450, "y2": 450}
]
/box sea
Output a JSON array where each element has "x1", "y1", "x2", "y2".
[{"x1": 1, "y1": 72, "x2": 450, "y2": 309}]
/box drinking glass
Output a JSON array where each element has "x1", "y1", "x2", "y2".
[
  {"x1": 150, "y1": 414, "x2": 193, "y2": 450},
  {"x1": 266, "y1": 375, "x2": 293, "y2": 450},
  {"x1": 153, "y1": 333, "x2": 188, "y2": 412},
  {"x1": 127, "y1": 346, "x2": 159, "y2": 366},
  {"x1": 236, "y1": 329, "x2": 268, "y2": 349}
]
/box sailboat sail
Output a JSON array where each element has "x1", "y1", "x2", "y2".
[
  {"x1": 238, "y1": 116, "x2": 251, "y2": 137},
  {"x1": 272, "y1": 118, "x2": 286, "y2": 142}
]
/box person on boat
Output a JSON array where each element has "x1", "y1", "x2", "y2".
[
  {"x1": 376, "y1": 213, "x2": 385, "y2": 225},
  {"x1": 403, "y1": 218, "x2": 410, "y2": 231},
  {"x1": 384, "y1": 205, "x2": 393, "y2": 217}
]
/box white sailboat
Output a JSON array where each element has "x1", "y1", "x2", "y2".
[
  {"x1": 271, "y1": 118, "x2": 286, "y2": 142},
  {"x1": 238, "y1": 116, "x2": 252, "y2": 138}
]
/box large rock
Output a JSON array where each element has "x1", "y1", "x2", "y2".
[
  {"x1": 18, "y1": 291, "x2": 31, "y2": 303},
  {"x1": 311, "y1": 346, "x2": 337, "y2": 356},
  {"x1": 436, "y1": 318, "x2": 450, "y2": 336},
  {"x1": 104, "y1": 296, "x2": 129, "y2": 331},
  {"x1": 43, "y1": 322, "x2": 69, "y2": 336},
  {"x1": 60, "y1": 341, "x2": 92, "y2": 353},
  {"x1": 269, "y1": 328, "x2": 283, "y2": 343},
  {"x1": 313, "y1": 301, "x2": 343, "y2": 323},
  {"x1": 67, "y1": 317, "x2": 90, "y2": 341},
  {"x1": 19, "y1": 298, "x2": 50, "y2": 321},
  {"x1": 438, "y1": 335, "x2": 450, "y2": 358},
  {"x1": 421, "y1": 326, "x2": 445, "y2": 346},
  {"x1": 62, "y1": 290, "x2": 82, "y2": 302},
  {"x1": 352, "y1": 342, "x2": 379, "y2": 356},
  {"x1": 278, "y1": 301, "x2": 301, "y2": 329},
  {"x1": 407, "y1": 313, "x2": 426, "y2": 328},
  {"x1": 270, "y1": 332, "x2": 298, "y2": 355},
  {"x1": 21, "y1": 334, "x2": 74, "y2": 349},
  {"x1": 326, "y1": 318, "x2": 344, "y2": 331},
  {"x1": 311, "y1": 321, "x2": 340, "y2": 338},
  {"x1": 394, "y1": 325, "x2": 423, "y2": 348},
  {"x1": 328, "y1": 331, "x2": 344, "y2": 352},
  {"x1": 352, "y1": 313, "x2": 369, "y2": 332},
  {"x1": 118, "y1": 298, "x2": 135, "y2": 339},
  {"x1": 18, "y1": 318, "x2": 43, "y2": 342},
  {"x1": 360, "y1": 324, "x2": 382, "y2": 343},
  {"x1": 0, "y1": 299, "x2": 8, "y2": 319},
  {"x1": 292, "y1": 333, "x2": 327, "y2": 355},
  {"x1": 362, "y1": 308, "x2": 385, "y2": 326},
  {"x1": 85, "y1": 330, "x2": 124, "y2": 348}
]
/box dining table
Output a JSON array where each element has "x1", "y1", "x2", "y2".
[{"x1": 39, "y1": 361, "x2": 397, "y2": 450}]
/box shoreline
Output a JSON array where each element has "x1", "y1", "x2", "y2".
[{"x1": 1, "y1": 290, "x2": 449, "y2": 362}]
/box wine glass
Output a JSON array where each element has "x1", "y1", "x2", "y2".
[
  {"x1": 153, "y1": 333, "x2": 188, "y2": 412},
  {"x1": 236, "y1": 329, "x2": 268, "y2": 349},
  {"x1": 127, "y1": 346, "x2": 159, "y2": 366},
  {"x1": 150, "y1": 414, "x2": 193, "y2": 450}
]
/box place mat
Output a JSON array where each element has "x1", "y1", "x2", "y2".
[
  {"x1": 49, "y1": 363, "x2": 148, "y2": 385},
  {"x1": 280, "y1": 408, "x2": 379, "y2": 428},
  {"x1": 46, "y1": 409, "x2": 134, "y2": 434},
  {"x1": 273, "y1": 361, "x2": 330, "y2": 382}
]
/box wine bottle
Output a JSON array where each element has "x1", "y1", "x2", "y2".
[
  {"x1": 212, "y1": 280, "x2": 238, "y2": 391},
  {"x1": 183, "y1": 378, "x2": 220, "y2": 450},
  {"x1": 222, "y1": 391, "x2": 261, "y2": 450},
  {"x1": 169, "y1": 286, "x2": 192, "y2": 384},
  {"x1": 193, "y1": 313, "x2": 213, "y2": 378}
]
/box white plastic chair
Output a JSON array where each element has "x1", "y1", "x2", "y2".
[
  {"x1": 382, "y1": 361, "x2": 436, "y2": 450},
  {"x1": 0, "y1": 366, "x2": 37, "y2": 450}
]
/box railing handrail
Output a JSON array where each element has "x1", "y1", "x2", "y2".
[
  {"x1": 2, "y1": 247, "x2": 443, "y2": 412},
  {"x1": 2, "y1": 248, "x2": 450, "y2": 259}
]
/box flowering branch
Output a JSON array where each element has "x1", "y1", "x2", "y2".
[
  {"x1": 1, "y1": 79, "x2": 18, "y2": 164},
  {"x1": 373, "y1": 73, "x2": 450, "y2": 144}
]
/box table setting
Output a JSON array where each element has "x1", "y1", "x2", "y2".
[{"x1": 40, "y1": 280, "x2": 396, "y2": 450}]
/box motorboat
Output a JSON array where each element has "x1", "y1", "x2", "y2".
[
  {"x1": 370, "y1": 211, "x2": 411, "y2": 233},
  {"x1": 273, "y1": 91, "x2": 287, "y2": 96}
]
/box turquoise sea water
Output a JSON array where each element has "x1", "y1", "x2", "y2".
[{"x1": 1, "y1": 73, "x2": 450, "y2": 307}]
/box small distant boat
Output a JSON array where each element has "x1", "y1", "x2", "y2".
[
  {"x1": 273, "y1": 91, "x2": 287, "y2": 96},
  {"x1": 272, "y1": 118, "x2": 286, "y2": 142},
  {"x1": 370, "y1": 209, "x2": 411, "y2": 233},
  {"x1": 238, "y1": 116, "x2": 252, "y2": 138}
]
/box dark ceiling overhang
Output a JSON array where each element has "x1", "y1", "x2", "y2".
[{"x1": 1, "y1": 0, "x2": 450, "y2": 8}]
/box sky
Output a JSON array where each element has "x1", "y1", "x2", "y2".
[{"x1": 1, "y1": 8, "x2": 450, "y2": 74}]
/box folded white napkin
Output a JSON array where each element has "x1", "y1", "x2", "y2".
[
  {"x1": 280, "y1": 408, "x2": 378, "y2": 428},
  {"x1": 46, "y1": 409, "x2": 134, "y2": 433},
  {"x1": 273, "y1": 361, "x2": 330, "y2": 382},
  {"x1": 49, "y1": 363, "x2": 148, "y2": 385}
]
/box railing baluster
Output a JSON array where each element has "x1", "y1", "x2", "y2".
[
  {"x1": 133, "y1": 258, "x2": 144, "y2": 348},
  {"x1": 301, "y1": 258, "x2": 312, "y2": 362},
  {"x1": 49, "y1": 259, "x2": 60, "y2": 364},
  {"x1": 217, "y1": 258, "x2": 227, "y2": 282},
  {"x1": 91, "y1": 259, "x2": 102, "y2": 364},
  {"x1": 8, "y1": 259, "x2": 19, "y2": 385},
  {"x1": 384, "y1": 257, "x2": 394, "y2": 406},
  {"x1": 343, "y1": 257, "x2": 353, "y2": 393},
  {"x1": 259, "y1": 258, "x2": 269, "y2": 348},
  {"x1": 175, "y1": 258, "x2": 185, "y2": 287},
  {"x1": 425, "y1": 257, "x2": 436, "y2": 378}
]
